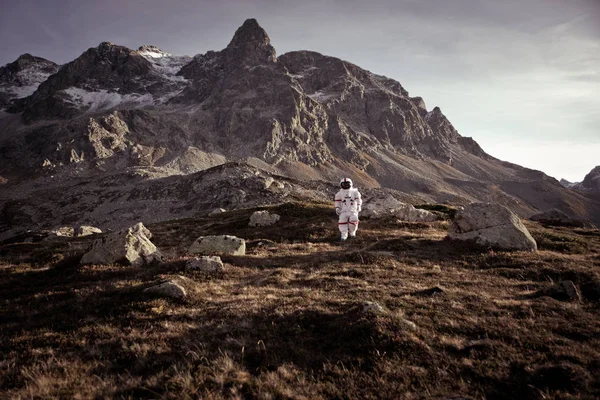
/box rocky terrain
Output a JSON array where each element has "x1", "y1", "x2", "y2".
[
  {"x1": 0, "y1": 202, "x2": 599, "y2": 398},
  {"x1": 0, "y1": 18, "x2": 599, "y2": 240}
]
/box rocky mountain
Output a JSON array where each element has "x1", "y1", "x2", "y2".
[
  {"x1": 560, "y1": 167, "x2": 600, "y2": 192},
  {"x1": 560, "y1": 178, "x2": 577, "y2": 188},
  {"x1": 0, "y1": 54, "x2": 60, "y2": 110},
  {"x1": 0, "y1": 18, "x2": 599, "y2": 238},
  {"x1": 575, "y1": 166, "x2": 600, "y2": 192}
]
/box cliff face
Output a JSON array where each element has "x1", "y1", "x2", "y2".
[{"x1": 1, "y1": 19, "x2": 599, "y2": 233}]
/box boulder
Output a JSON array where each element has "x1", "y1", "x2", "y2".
[
  {"x1": 249, "y1": 210, "x2": 281, "y2": 227},
  {"x1": 361, "y1": 194, "x2": 405, "y2": 218},
  {"x1": 80, "y1": 222, "x2": 163, "y2": 266},
  {"x1": 75, "y1": 225, "x2": 102, "y2": 237},
  {"x1": 448, "y1": 203, "x2": 537, "y2": 252},
  {"x1": 189, "y1": 235, "x2": 246, "y2": 256},
  {"x1": 361, "y1": 195, "x2": 438, "y2": 222},
  {"x1": 393, "y1": 204, "x2": 438, "y2": 222},
  {"x1": 185, "y1": 256, "x2": 224, "y2": 272}
]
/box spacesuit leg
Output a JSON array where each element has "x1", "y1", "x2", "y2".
[
  {"x1": 348, "y1": 212, "x2": 359, "y2": 237},
  {"x1": 338, "y1": 212, "x2": 349, "y2": 240}
]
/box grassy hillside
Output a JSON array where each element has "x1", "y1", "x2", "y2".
[{"x1": 1, "y1": 202, "x2": 599, "y2": 399}]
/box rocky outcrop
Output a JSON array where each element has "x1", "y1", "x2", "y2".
[
  {"x1": 189, "y1": 235, "x2": 246, "y2": 256},
  {"x1": 80, "y1": 222, "x2": 163, "y2": 266},
  {"x1": 448, "y1": 203, "x2": 537, "y2": 252}
]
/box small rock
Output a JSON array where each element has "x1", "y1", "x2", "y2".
[
  {"x1": 144, "y1": 281, "x2": 187, "y2": 299},
  {"x1": 559, "y1": 280, "x2": 582, "y2": 302},
  {"x1": 209, "y1": 208, "x2": 226, "y2": 216},
  {"x1": 537, "y1": 280, "x2": 582, "y2": 302},
  {"x1": 75, "y1": 225, "x2": 102, "y2": 237},
  {"x1": 249, "y1": 210, "x2": 281, "y2": 227},
  {"x1": 185, "y1": 256, "x2": 224, "y2": 272},
  {"x1": 361, "y1": 301, "x2": 387, "y2": 315},
  {"x1": 415, "y1": 286, "x2": 445, "y2": 296},
  {"x1": 398, "y1": 318, "x2": 418, "y2": 331}
]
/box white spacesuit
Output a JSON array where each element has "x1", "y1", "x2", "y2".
[{"x1": 334, "y1": 178, "x2": 362, "y2": 241}]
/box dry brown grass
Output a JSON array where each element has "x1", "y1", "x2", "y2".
[{"x1": 1, "y1": 202, "x2": 599, "y2": 399}]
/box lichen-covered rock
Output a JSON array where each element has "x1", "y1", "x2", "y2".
[
  {"x1": 185, "y1": 256, "x2": 224, "y2": 272},
  {"x1": 448, "y1": 203, "x2": 537, "y2": 252},
  {"x1": 80, "y1": 222, "x2": 163, "y2": 266},
  {"x1": 189, "y1": 235, "x2": 246, "y2": 256},
  {"x1": 249, "y1": 210, "x2": 281, "y2": 227}
]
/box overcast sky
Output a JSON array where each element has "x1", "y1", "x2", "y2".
[{"x1": 1, "y1": 0, "x2": 598, "y2": 181}]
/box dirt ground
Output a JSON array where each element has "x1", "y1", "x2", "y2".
[{"x1": 1, "y1": 202, "x2": 599, "y2": 399}]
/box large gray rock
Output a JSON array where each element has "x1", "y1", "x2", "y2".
[
  {"x1": 80, "y1": 222, "x2": 163, "y2": 266},
  {"x1": 249, "y1": 210, "x2": 281, "y2": 227},
  {"x1": 189, "y1": 235, "x2": 246, "y2": 256},
  {"x1": 393, "y1": 204, "x2": 438, "y2": 222},
  {"x1": 361, "y1": 195, "x2": 438, "y2": 222},
  {"x1": 448, "y1": 203, "x2": 537, "y2": 252},
  {"x1": 185, "y1": 256, "x2": 224, "y2": 272},
  {"x1": 361, "y1": 194, "x2": 405, "y2": 218}
]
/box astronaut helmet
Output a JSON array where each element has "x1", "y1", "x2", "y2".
[{"x1": 340, "y1": 178, "x2": 353, "y2": 189}]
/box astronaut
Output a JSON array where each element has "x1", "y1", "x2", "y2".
[{"x1": 334, "y1": 178, "x2": 363, "y2": 241}]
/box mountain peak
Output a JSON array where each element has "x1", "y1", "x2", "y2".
[
  {"x1": 137, "y1": 45, "x2": 170, "y2": 58},
  {"x1": 226, "y1": 18, "x2": 276, "y2": 63}
]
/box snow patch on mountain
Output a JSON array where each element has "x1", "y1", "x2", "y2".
[
  {"x1": 137, "y1": 45, "x2": 191, "y2": 83},
  {"x1": 62, "y1": 87, "x2": 154, "y2": 112}
]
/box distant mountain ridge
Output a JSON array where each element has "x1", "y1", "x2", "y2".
[
  {"x1": 0, "y1": 54, "x2": 59, "y2": 110},
  {"x1": 0, "y1": 18, "x2": 598, "y2": 237}
]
